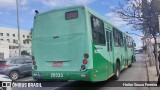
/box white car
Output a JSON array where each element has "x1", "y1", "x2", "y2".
[
  {"x1": 0, "y1": 74, "x2": 12, "y2": 81},
  {"x1": 0, "y1": 74, "x2": 12, "y2": 90}
]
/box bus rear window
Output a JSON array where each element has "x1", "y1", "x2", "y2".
[{"x1": 65, "y1": 10, "x2": 78, "y2": 20}]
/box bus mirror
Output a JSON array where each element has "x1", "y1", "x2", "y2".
[{"x1": 134, "y1": 43, "x2": 136, "y2": 47}]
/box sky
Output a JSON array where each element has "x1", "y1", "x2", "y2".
[{"x1": 0, "y1": 0, "x2": 143, "y2": 48}]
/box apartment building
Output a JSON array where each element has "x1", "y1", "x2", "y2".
[{"x1": 0, "y1": 27, "x2": 31, "y2": 58}]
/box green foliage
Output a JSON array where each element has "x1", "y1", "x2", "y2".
[{"x1": 21, "y1": 50, "x2": 30, "y2": 56}]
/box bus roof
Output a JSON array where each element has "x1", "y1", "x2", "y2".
[
  {"x1": 35, "y1": 5, "x2": 132, "y2": 38},
  {"x1": 85, "y1": 7, "x2": 131, "y2": 37},
  {"x1": 35, "y1": 5, "x2": 85, "y2": 17}
]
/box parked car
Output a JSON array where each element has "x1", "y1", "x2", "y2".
[
  {"x1": 0, "y1": 74, "x2": 12, "y2": 81},
  {"x1": 0, "y1": 58, "x2": 32, "y2": 80}
]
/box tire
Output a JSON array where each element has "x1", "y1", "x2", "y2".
[
  {"x1": 9, "y1": 71, "x2": 19, "y2": 81},
  {"x1": 114, "y1": 62, "x2": 120, "y2": 80},
  {"x1": 129, "y1": 57, "x2": 133, "y2": 68},
  {"x1": 128, "y1": 63, "x2": 132, "y2": 67}
]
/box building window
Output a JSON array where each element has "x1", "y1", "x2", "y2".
[
  {"x1": 12, "y1": 34, "x2": 15, "y2": 37},
  {"x1": 23, "y1": 35, "x2": 25, "y2": 38},
  {"x1": 91, "y1": 16, "x2": 105, "y2": 45},
  {"x1": 23, "y1": 40, "x2": 26, "y2": 44},
  {"x1": 6, "y1": 33, "x2": 9, "y2": 36},
  {"x1": 13, "y1": 39, "x2": 18, "y2": 44},
  {"x1": 9, "y1": 46, "x2": 19, "y2": 49},
  {"x1": 7, "y1": 39, "x2": 10, "y2": 43},
  {"x1": 27, "y1": 35, "x2": 29, "y2": 38},
  {"x1": 27, "y1": 40, "x2": 29, "y2": 44},
  {"x1": 0, "y1": 33, "x2": 3, "y2": 36},
  {"x1": 1, "y1": 39, "x2": 3, "y2": 41}
]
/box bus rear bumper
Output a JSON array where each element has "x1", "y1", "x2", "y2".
[{"x1": 32, "y1": 69, "x2": 94, "y2": 81}]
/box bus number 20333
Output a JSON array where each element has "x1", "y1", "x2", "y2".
[{"x1": 51, "y1": 73, "x2": 63, "y2": 77}]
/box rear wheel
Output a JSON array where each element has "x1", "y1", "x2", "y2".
[
  {"x1": 129, "y1": 57, "x2": 133, "y2": 68},
  {"x1": 9, "y1": 71, "x2": 19, "y2": 81},
  {"x1": 114, "y1": 62, "x2": 120, "y2": 80}
]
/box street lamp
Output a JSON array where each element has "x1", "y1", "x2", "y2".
[{"x1": 16, "y1": 0, "x2": 21, "y2": 57}]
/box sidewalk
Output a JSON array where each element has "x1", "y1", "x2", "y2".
[{"x1": 143, "y1": 54, "x2": 159, "y2": 90}]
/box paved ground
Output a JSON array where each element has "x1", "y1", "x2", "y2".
[
  {"x1": 145, "y1": 54, "x2": 159, "y2": 90},
  {"x1": 10, "y1": 54, "x2": 156, "y2": 90}
]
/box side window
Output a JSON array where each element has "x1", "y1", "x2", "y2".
[
  {"x1": 113, "y1": 28, "x2": 119, "y2": 47},
  {"x1": 127, "y1": 36, "x2": 133, "y2": 48},
  {"x1": 91, "y1": 16, "x2": 105, "y2": 45},
  {"x1": 113, "y1": 28, "x2": 123, "y2": 47},
  {"x1": 25, "y1": 60, "x2": 32, "y2": 64},
  {"x1": 10, "y1": 60, "x2": 16, "y2": 64},
  {"x1": 109, "y1": 32, "x2": 112, "y2": 51},
  {"x1": 106, "y1": 31, "x2": 109, "y2": 51},
  {"x1": 15, "y1": 59, "x2": 25, "y2": 64}
]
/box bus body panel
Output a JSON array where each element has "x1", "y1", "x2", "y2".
[
  {"x1": 32, "y1": 7, "x2": 92, "y2": 73},
  {"x1": 32, "y1": 5, "x2": 135, "y2": 82}
]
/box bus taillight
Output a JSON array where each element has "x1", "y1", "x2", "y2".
[
  {"x1": 84, "y1": 53, "x2": 89, "y2": 59},
  {"x1": 81, "y1": 65, "x2": 86, "y2": 70},
  {"x1": 33, "y1": 60, "x2": 36, "y2": 65},
  {"x1": 34, "y1": 65, "x2": 37, "y2": 70},
  {"x1": 83, "y1": 59, "x2": 87, "y2": 64}
]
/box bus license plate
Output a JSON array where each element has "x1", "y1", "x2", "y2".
[
  {"x1": 51, "y1": 73, "x2": 63, "y2": 77},
  {"x1": 53, "y1": 62, "x2": 63, "y2": 67}
]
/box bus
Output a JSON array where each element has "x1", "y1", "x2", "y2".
[{"x1": 32, "y1": 5, "x2": 135, "y2": 82}]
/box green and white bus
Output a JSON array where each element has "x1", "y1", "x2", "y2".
[{"x1": 32, "y1": 5, "x2": 135, "y2": 82}]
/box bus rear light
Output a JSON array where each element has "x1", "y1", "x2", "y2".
[
  {"x1": 33, "y1": 60, "x2": 36, "y2": 65},
  {"x1": 81, "y1": 65, "x2": 86, "y2": 70},
  {"x1": 34, "y1": 65, "x2": 37, "y2": 70},
  {"x1": 84, "y1": 53, "x2": 89, "y2": 59},
  {"x1": 83, "y1": 59, "x2": 87, "y2": 64},
  {"x1": 32, "y1": 56, "x2": 35, "y2": 60},
  {"x1": 53, "y1": 62, "x2": 63, "y2": 67}
]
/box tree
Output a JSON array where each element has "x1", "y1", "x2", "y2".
[{"x1": 112, "y1": 0, "x2": 160, "y2": 75}]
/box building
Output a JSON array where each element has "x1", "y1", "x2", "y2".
[
  {"x1": 0, "y1": 27, "x2": 31, "y2": 58},
  {"x1": 0, "y1": 41, "x2": 9, "y2": 59}
]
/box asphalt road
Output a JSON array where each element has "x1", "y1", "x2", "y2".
[{"x1": 12, "y1": 54, "x2": 151, "y2": 90}]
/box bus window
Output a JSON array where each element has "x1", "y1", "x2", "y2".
[
  {"x1": 106, "y1": 31, "x2": 109, "y2": 51},
  {"x1": 65, "y1": 10, "x2": 78, "y2": 20},
  {"x1": 91, "y1": 16, "x2": 105, "y2": 45},
  {"x1": 127, "y1": 36, "x2": 133, "y2": 48},
  {"x1": 113, "y1": 28, "x2": 123, "y2": 47},
  {"x1": 109, "y1": 32, "x2": 112, "y2": 51}
]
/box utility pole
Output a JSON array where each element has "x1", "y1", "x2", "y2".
[
  {"x1": 158, "y1": 15, "x2": 160, "y2": 70},
  {"x1": 16, "y1": 0, "x2": 21, "y2": 57}
]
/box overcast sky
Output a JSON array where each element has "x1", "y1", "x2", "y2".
[{"x1": 0, "y1": 0, "x2": 142, "y2": 48}]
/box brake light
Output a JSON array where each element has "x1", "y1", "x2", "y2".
[
  {"x1": 53, "y1": 62, "x2": 63, "y2": 67},
  {"x1": 33, "y1": 60, "x2": 36, "y2": 65},
  {"x1": 0, "y1": 64, "x2": 8, "y2": 68},
  {"x1": 84, "y1": 53, "x2": 89, "y2": 59},
  {"x1": 83, "y1": 59, "x2": 88, "y2": 64}
]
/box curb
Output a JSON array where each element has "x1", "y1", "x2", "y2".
[
  {"x1": 145, "y1": 60, "x2": 150, "y2": 83},
  {"x1": 144, "y1": 54, "x2": 150, "y2": 90}
]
